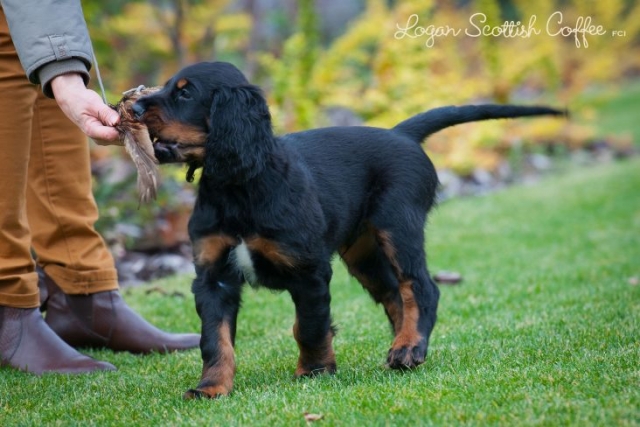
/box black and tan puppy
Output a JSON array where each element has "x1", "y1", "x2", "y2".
[{"x1": 132, "y1": 61, "x2": 564, "y2": 399}]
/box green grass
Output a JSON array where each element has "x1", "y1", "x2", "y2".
[
  {"x1": 577, "y1": 79, "x2": 640, "y2": 144},
  {"x1": 2, "y1": 158, "x2": 639, "y2": 426}
]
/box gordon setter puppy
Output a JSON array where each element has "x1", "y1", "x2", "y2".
[{"x1": 132, "y1": 61, "x2": 564, "y2": 399}]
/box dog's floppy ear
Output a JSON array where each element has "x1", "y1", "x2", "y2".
[{"x1": 204, "y1": 84, "x2": 275, "y2": 183}]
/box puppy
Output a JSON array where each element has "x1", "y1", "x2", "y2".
[{"x1": 133, "y1": 61, "x2": 564, "y2": 399}]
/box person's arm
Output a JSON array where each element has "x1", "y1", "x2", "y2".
[{"x1": 1, "y1": 0, "x2": 120, "y2": 143}]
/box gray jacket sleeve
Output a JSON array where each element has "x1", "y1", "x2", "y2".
[{"x1": 1, "y1": 0, "x2": 92, "y2": 98}]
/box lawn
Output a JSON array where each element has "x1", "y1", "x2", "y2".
[{"x1": 1, "y1": 155, "x2": 638, "y2": 426}]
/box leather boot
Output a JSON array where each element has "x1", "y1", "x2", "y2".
[
  {"x1": 39, "y1": 271, "x2": 200, "y2": 354},
  {"x1": 0, "y1": 306, "x2": 116, "y2": 375}
]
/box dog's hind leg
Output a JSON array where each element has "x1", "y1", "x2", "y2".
[
  {"x1": 382, "y1": 231, "x2": 439, "y2": 369},
  {"x1": 289, "y1": 261, "x2": 337, "y2": 377},
  {"x1": 370, "y1": 220, "x2": 440, "y2": 370}
]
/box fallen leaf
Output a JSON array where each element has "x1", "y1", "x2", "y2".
[
  {"x1": 303, "y1": 412, "x2": 324, "y2": 423},
  {"x1": 433, "y1": 271, "x2": 463, "y2": 285}
]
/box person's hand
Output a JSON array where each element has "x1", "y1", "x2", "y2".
[{"x1": 51, "y1": 73, "x2": 122, "y2": 146}]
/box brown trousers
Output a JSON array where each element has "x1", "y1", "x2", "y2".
[{"x1": 0, "y1": 9, "x2": 118, "y2": 308}]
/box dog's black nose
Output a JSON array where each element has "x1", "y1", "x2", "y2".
[{"x1": 132, "y1": 102, "x2": 146, "y2": 119}]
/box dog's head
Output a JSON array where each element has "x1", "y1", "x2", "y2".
[{"x1": 133, "y1": 61, "x2": 274, "y2": 183}]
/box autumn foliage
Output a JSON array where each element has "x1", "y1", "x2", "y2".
[
  {"x1": 85, "y1": 0, "x2": 639, "y2": 244},
  {"x1": 87, "y1": 0, "x2": 638, "y2": 175}
]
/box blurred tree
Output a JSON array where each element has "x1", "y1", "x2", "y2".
[
  {"x1": 84, "y1": 0, "x2": 640, "y2": 246},
  {"x1": 85, "y1": 0, "x2": 250, "y2": 93},
  {"x1": 259, "y1": 0, "x2": 322, "y2": 130}
]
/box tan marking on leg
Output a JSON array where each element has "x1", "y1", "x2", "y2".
[
  {"x1": 391, "y1": 280, "x2": 423, "y2": 350},
  {"x1": 377, "y1": 230, "x2": 403, "y2": 280},
  {"x1": 340, "y1": 228, "x2": 378, "y2": 297},
  {"x1": 184, "y1": 322, "x2": 235, "y2": 399},
  {"x1": 344, "y1": 263, "x2": 403, "y2": 335},
  {"x1": 341, "y1": 229, "x2": 403, "y2": 334},
  {"x1": 246, "y1": 237, "x2": 297, "y2": 269},
  {"x1": 293, "y1": 317, "x2": 336, "y2": 377},
  {"x1": 382, "y1": 295, "x2": 403, "y2": 335},
  {"x1": 340, "y1": 229, "x2": 376, "y2": 266},
  {"x1": 194, "y1": 235, "x2": 238, "y2": 266}
]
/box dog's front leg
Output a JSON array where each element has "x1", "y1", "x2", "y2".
[
  {"x1": 289, "y1": 263, "x2": 337, "y2": 377},
  {"x1": 184, "y1": 268, "x2": 242, "y2": 399}
]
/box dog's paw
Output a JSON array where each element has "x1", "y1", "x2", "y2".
[
  {"x1": 183, "y1": 385, "x2": 231, "y2": 400},
  {"x1": 386, "y1": 338, "x2": 427, "y2": 370},
  {"x1": 294, "y1": 362, "x2": 337, "y2": 378}
]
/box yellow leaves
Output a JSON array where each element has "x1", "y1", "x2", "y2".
[
  {"x1": 559, "y1": 123, "x2": 597, "y2": 149},
  {"x1": 215, "y1": 13, "x2": 251, "y2": 33},
  {"x1": 513, "y1": 0, "x2": 554, "y2": 18},
  {"x1": 507, "y1": 119, "x2": 565, "y2": 145},
  {"x1": 393, "y1": 0, "x2": 434, "y2": 17},
  {"x1": 317, "y1": 7, "x2": 386, "y2": 71},
  {"x1": 622, "y1": 3, "x2": 640, "y2": 39},
  {"x1": 423, "y1": 123, "x2": 506, "y2": 174},
  {"x1": 189, "y1": 0, "x2": 230, "y2": 26},
  {"x1": 106, "y1": 3, "x2": 170, "y2": 53},
  {"x1": 260, "y1": 19, "x2": 322, "y2": 132},
  {"x1": 92, "y1": 0, "x2": 633, "y2": 172},
  {"x1": 88, "y1": 1, "x2": 251, "y2": 92},
  {"x1": 442, "y1": 140, "x2": 478, "y2": 176},
  {"x1": 107, "y1": 4, "x2": 159, "y2": 34}
]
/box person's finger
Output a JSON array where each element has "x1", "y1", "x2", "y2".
[
  {"x1": 97, "y1": 105, "x2": 120, "y2": 127},
  {"x1": 87, "y1": 124, "x2": 122, "y2": 145}
]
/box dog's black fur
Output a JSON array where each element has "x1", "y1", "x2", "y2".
[{"x1": 133, "y1": 61, "x2": 565, "y2": 399}]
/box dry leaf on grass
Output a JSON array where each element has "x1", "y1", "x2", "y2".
[
  {"x1": 303, "y1": 412, "x2": 324, "y2": 423},
  {"x1": 112, "y1": 85, "x2": 162, "y2": 204},
  {"x1": 433, "y1": 271, "x2": 463, "y2": 285}
]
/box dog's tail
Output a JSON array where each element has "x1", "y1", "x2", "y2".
[{"x1": 392, "y1": 104, "x2": 567, "y2": 144}]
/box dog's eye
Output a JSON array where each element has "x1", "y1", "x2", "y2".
[{"x1": 178, "y1": 88, "x2": 192, "y2": 100}]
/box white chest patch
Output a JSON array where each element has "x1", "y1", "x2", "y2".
[{"x1": 230, "y1": 240, "x2": 258, "y2": 284}]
